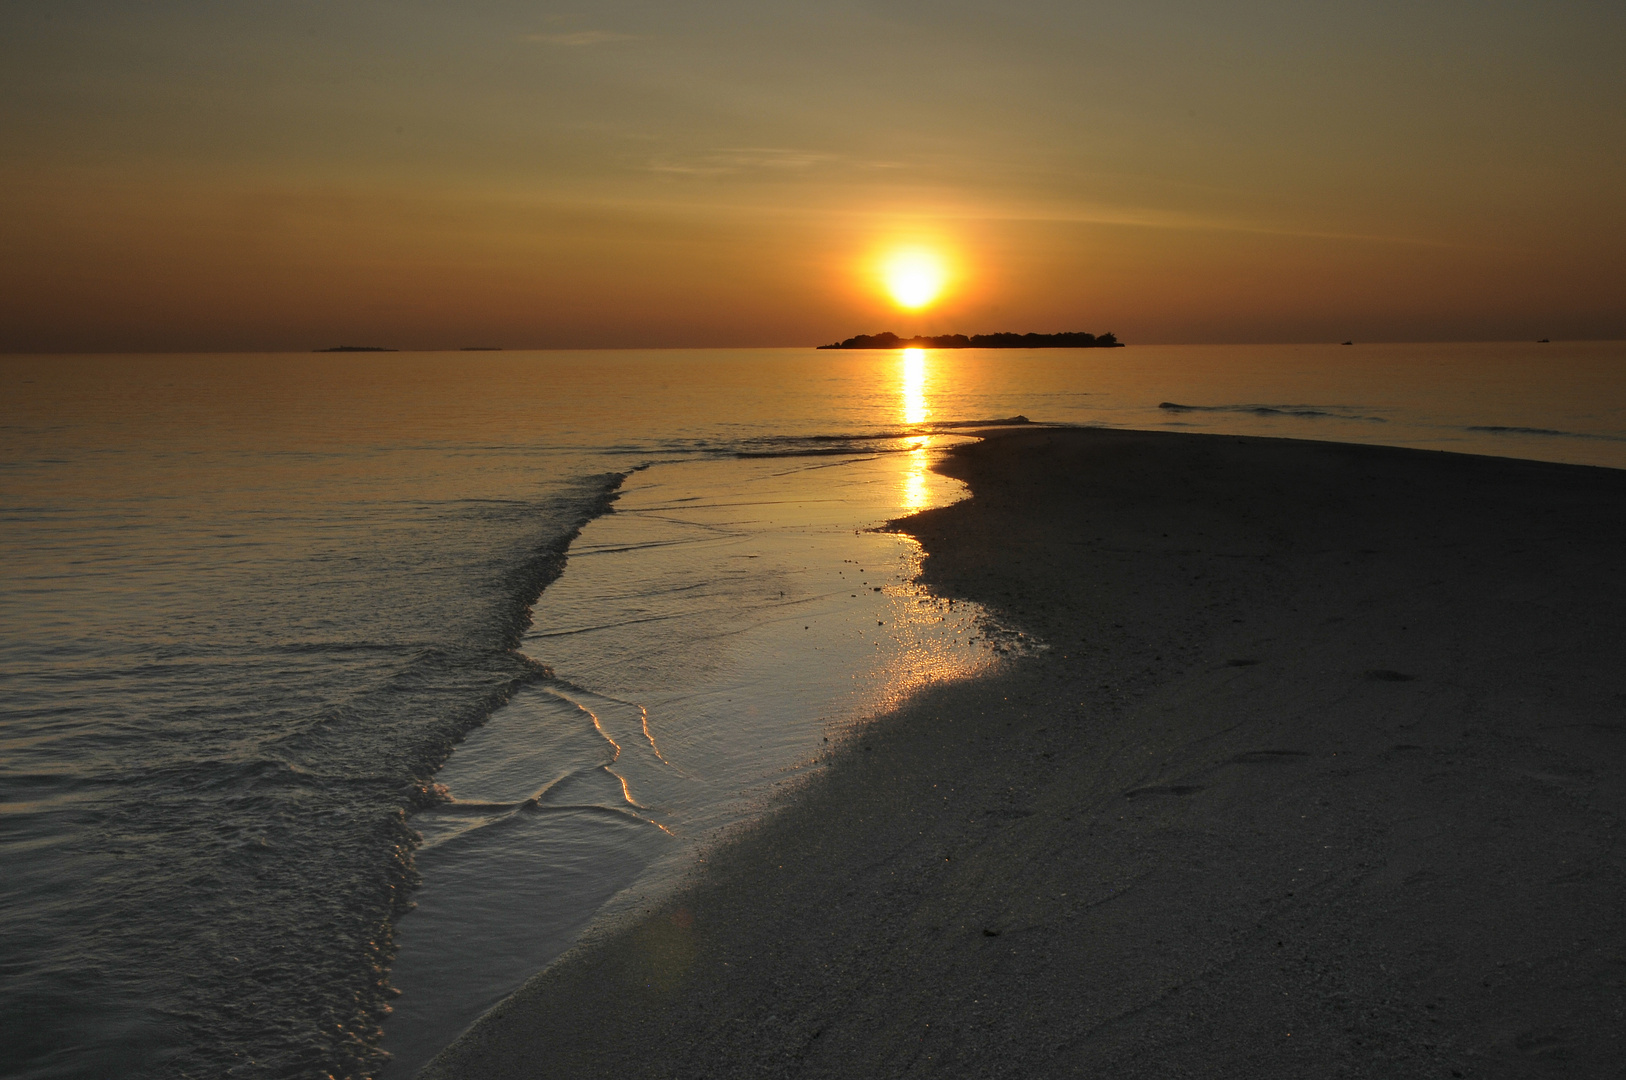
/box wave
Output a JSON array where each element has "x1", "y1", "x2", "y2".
[
  {"x1": 1158, "y1": 402, "x2": 1388, "y2": 422},
  {"x1": 575, "y1": 419, "x2": 1034, "y2": 463},
  {"x1": 491, "y1": 472, "x2": 630, "y2": 652},
  {"x1": 414, "y1": 785, "x2": 657, "y2": 852},
  {"x1": 731, "y1": 419, "x2": 1035, "y2": 458},
  {"x1": 1466, "y1": 425, "x2": 1626, "y2": 442}
]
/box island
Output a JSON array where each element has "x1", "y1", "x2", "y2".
[{"x1": 817, "y1": 330, "x2": 1122, "y2": 350}]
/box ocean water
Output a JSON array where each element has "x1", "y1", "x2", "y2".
[{"x1": 2, "y1": 342, "x2": 1623, "y2": 1080}]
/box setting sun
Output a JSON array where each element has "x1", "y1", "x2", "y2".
[{"x1": 882, "y1": 250, "x2": 948, "y2": 310}]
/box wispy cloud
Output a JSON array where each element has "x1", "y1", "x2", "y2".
[
  {"x1": 979, "y1": 205, "x2": 1475, "y2": 249},
  {"x1": 525, "y1": 31, "x2": 635, "y2": 46},
  {"x1": 648, "y1": 148, "x2": 837, "y2": 176}
]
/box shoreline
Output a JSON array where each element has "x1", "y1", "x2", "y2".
[
  {"x1": 418, "y1": 427, "x2": 1626, "y2": 1078},
  {"x1": 378, "y1": 446, "x2": 999, "y2": 1077}
]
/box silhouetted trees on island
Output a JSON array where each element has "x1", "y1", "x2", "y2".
[{"x1": 817, "y1": 331, "x2": 1122, "y2": 349}]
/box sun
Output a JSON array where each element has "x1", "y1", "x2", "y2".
[{"x1": 881, "y1": 249, "x2": 948, "y2": 310}]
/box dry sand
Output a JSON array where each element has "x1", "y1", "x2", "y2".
[{"x1": 419, "y1": 428, "x2": 1626, "y2": 1079}]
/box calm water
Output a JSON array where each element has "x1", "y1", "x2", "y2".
[{"x1": 2, "y1": 343, "x2": 1622, "y2": 1080}]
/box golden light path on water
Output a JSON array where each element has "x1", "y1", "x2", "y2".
[
  {"x1": 902, "y1": 347, "x2": 929, "y2": 425},
  {"x1": 900, "y1": 348, "x2": 933, "y2": 510}
]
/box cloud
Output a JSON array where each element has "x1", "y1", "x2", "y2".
[
  {"x1": 525, "y1": 31, "x2": 635, "y2": 46},
  {"x1": 648, "y1": 148, "x2": 836, "y2": 176}
]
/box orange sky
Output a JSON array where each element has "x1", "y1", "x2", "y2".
[{"x1": 2, "y1": 1, "x2": 1623, "y2": 350}]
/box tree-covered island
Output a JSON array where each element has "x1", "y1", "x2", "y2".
[{"x1": 817, "y1": 330, "x2": 1122, "y2": 349}]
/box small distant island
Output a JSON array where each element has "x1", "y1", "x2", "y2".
[
  {"x1": 817, "y1": 330, "x2": 1122, "y2": 350},
  {"x1": 315, "y1": 345, "x2": 397, "y2": 353}
]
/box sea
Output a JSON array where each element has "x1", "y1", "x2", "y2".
[{"x1": 2, "y1": 342, "x2": 1623, "y2": 1080}]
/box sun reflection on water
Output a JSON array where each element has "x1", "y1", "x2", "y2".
[
  {"x1": 902, "y1": 348, "x2": 929, "y2": 426},
  {"x1": 900, "y1": 349, "x2": 933, "y2": 510}
]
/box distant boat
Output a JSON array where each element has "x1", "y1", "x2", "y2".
[
  {"x1": 1341, "y1": 340, "x2": 1353, "y2": 345},
  {"x1": 1537, "y1": 338, "x2": 1550, "y2": 343}
]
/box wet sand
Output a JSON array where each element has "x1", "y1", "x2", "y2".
[{"x1": 419, "y1": 428, "x2": 1626, "y2": 1079}]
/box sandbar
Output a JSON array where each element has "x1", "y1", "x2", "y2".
[{"x1": 420, "y1": 428, "x2": 1626, "y2": 1078}]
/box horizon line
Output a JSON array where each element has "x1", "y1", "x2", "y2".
[{"x1": 2, "y1": 337, "x2": 1618, "y2": 356}]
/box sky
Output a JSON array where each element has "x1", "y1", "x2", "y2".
[{"x1": 2, "y1": 0, "x2": 1623, "y2": 351}]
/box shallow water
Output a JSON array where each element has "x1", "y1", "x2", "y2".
[
  {"x1": 379, "y1": 451, "x2": 1005, "y2": 1074},
  {"x1": 1, "y1": 342, "x2": 1622, "y2": 1080}
]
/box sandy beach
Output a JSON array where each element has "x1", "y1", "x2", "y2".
[{"x1": 420, "y1": 427, "x2": 1626, "y2": 1079}]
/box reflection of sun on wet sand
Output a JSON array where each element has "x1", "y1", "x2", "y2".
[
  {"x1": 422, "y1": 428, "x2": 1626, "y2": 1079},
  {"x1": 901, "y1": 446, "x2": 931, "y2": 512}
]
